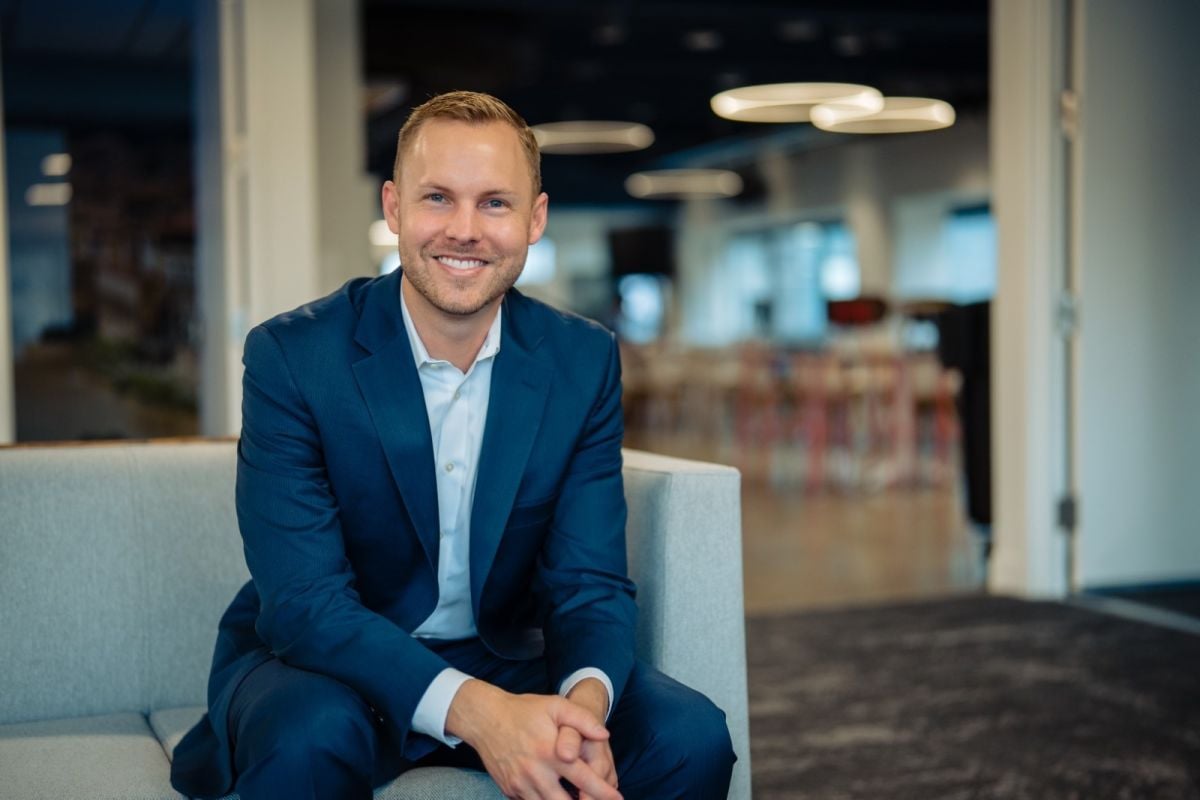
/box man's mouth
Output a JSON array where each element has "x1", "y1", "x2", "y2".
[{"x1": 436, "y1": 255, "x2": 488, "y2": 271}]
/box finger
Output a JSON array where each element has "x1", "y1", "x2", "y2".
[
  {"x1": 529, "y1": 770, "x2": 573, "y2": 800},
  {"x1": 556, "y1": 725, "x2": 583, "y2": 762},
  {"x1": 551, "y1": 700, "x2": 609, "y2": 741},
  {"x1": 561, "y1": 758, "x2": 622, "y2": 800},
  {"x1": 580, "y1": 741, "x2": 618, "y2": 786}
]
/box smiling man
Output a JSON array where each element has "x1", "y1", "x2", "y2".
[{"x1": 170, "y1": 92, "x2": 734, "y2": 800}]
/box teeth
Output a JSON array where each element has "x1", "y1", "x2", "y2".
[{"x1": 438, "y1": 256, "x2": 486, "y2": 270}]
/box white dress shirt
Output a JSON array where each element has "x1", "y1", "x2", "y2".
[{"x1": 400, "y1": 280, "x2": 613, "y2": 746}]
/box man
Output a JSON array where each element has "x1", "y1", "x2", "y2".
[{"x1": 171, "y1": 91, "x2": 734, "y2": 800}]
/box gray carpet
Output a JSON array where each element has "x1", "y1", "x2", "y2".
[{"x1": 747, "y1": 595, "x2": 1200, "y2": 799}]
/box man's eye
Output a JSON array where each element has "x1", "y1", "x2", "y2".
[
  {"x1": 427, "y1": 193, "x2": 445, "y2": 203},
  {"x1": 484, "y1": 199, "x2": 507, "y2": 209}
]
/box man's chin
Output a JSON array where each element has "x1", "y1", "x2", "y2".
[{"x1": 428, "y1": 290, "x2": 504, "y2": 318}]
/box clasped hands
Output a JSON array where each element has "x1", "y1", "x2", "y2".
[{"x1": 446, "y1": 677, "x2": 621, "y2": 800}]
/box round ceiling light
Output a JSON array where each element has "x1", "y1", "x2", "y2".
[
  {"x1": 532, "y1": 121, "x2": 655, "y2": 154},
  {"x1": 710, "y1": 82, "x2": 882, "y2": 123},
  {"x1": 810, "y1": 97, "x2": 956, "y2": 133},
  {"x1": 625, "y1": 169, "x2": 743, "y2": 200}
]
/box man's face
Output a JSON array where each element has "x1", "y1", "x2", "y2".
[{"x1": 382, "y1": 119, "x2": 548, "y2": 321}]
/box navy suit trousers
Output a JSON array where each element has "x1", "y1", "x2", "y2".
[{"x1": 226, "y1": 637, "x2": 734, "y2": 800}]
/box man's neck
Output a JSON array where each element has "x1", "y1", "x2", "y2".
[{"x1": 401, "y1": 277, "x2": 499, "y2": 373}]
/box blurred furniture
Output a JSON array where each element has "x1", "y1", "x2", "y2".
[
  {"x1": 0, "y1": 440, "x2": 751, "y2": 800},
  {"x1": 935, "y1": 301, "x2": 992, "y2": 526}
]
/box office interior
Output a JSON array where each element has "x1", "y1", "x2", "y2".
[{"x1": 1, "y1": 1, "x2": 1197, "y2": 797}]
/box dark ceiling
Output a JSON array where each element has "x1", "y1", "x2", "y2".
[
  {"x1": 362, "y1": 0, "x2": 989, "y2": 204},
  {"x1": 0, "y1": 0, "x2": 989, "y2": 206}
]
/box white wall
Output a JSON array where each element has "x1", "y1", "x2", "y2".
[
  {"x1": 1073, "y1": 0, "x2": 1200, "y2": 587},
  {"x1": 315, "y1": 0, "x2": 378, "y2": 294}
]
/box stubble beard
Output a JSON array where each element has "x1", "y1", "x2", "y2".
[{"x1": 400, "y1": 243, "x2": 525, "y2": 318}]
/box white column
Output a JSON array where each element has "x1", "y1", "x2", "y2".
[
  {"x1": 315, "y1": 0, "x2": 377, "y2": 293},
  {"x1": 195, "y1": 0, "x2": 323, "y2": 435},
  {"x1": 0, "y1": 56, "x2": 13, "y2": 443},
  {"x1": 989, "y1": 0, "x2": 1071, "y2": 597}
]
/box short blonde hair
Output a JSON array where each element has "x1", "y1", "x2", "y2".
[{"x1": 393, "y1": 90, "x2": 542, "y2": 193}]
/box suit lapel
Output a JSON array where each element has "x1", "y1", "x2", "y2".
[
  {"x1": 351, "y1": 272, "x2": 440, "y2": 573},
  {"x1": 470, "y1": 293, "x2": 552, "y2": 612}
]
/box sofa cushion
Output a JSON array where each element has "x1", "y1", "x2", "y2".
[
  {"x1": 0, "y1": 712, "x2": 178, "y2": 799},
  {"x1": 0, "y1": 442, "x2": 250, "y2": 725},
  {"x1": 152, "y1": 706, "x2": 503, "y2": 800}
]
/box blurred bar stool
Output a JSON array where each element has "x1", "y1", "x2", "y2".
[
  {"x1": 825, "y1": 297, "x2": 890, "y2": 490},
  {"x1": 733, "y1": 341, "x2": 784, "y2": 481}
]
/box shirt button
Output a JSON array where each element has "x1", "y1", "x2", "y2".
[
  {"x1": 453, "y1": 389, "x2": 461, "y2": 400},
  {"x1": 445, "y1": 463, "x2": 454, "y2": 473}
]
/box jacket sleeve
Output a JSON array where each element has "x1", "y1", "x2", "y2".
[
  {"x1": 538, "y1": 332, "x2": 638, "y2": 708},
  {"x1": 236, "y1": 324, "x2": 446, "y2": 759}
]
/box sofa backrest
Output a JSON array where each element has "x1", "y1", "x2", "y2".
[{"x1": 0, "y1": 441, "x2": 249, "y2": 725}]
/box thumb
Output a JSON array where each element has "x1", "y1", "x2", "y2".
[
  {"x1": 552, "y1": 699, "x2": 610, "y2": 740},
  {"x1": 556, "y1": 724, "x2": 582, "y2": 762}
]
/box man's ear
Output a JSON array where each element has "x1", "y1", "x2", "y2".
[
  {"x1": 382, "y1": 180, "x2": 402, "y2": 234},
  {"x1": 528, "y1": 192, "x2": 549, "y2": 245}
]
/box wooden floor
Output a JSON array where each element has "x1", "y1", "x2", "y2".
[{"x1": 626, "y1": 428, "x2": 986, "y2": 615}]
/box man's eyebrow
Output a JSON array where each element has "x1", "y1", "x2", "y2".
[{"x1": 416, "y1": 183, "x2": 520, "y2": 198}]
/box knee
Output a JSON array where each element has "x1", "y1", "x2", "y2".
[
  {"x1": 280, "y1": 697, "x2": 374, "y2": 764},
  {"x1": 682, "y1": 696, "x2": 735, "y2": 769},
  {"x1": 651, "y1": 694, "x2": 735, "y2": 781},
  {"x1": 239, "y1": 681, "x2": 377, "y2": 773}
]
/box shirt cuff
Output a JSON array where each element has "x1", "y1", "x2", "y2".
[
  {"x1": 558, "y1": 667, "x2": 614, "y2": 723},
  {"x1": 411, "y1": 667, "x2": 473, "y2": 747}
]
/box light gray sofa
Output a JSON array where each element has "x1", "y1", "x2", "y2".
[{"x1": 0, "y1": 440, "x2": 751, "y2": 800}]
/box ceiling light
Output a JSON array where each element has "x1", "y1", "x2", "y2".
[
  {"x1": 684, "y1": 30, "x2": 722, "y2": 52},
  {"x1": 811, "y1": 97, "x2": 956, "y2": 133},
  {"x1": 710, "y1": 83, "x2": 882, "y2": 123},
  {"x1": 625, "y1": 169, "x2": 743, "y2": 200},
  {"x1": 26, "y1": 183, "x2": 72, "y2": 206},
  {"x1": 779, "y1": 19, "x2": 820, "y2": 43},
  {"x1": 41, "y1": 153, "x2": 71, "y2": 176},
  {"x1": 832, "y1": 33, "x2": 865, "y2": 57},
  {"x1": 533, "y1": 121, "x2": 655, "y2": 154}
]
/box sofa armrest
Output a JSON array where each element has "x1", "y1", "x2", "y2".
[{"x1": 621, "y1": 449, "x2": 751, "y2": 800}]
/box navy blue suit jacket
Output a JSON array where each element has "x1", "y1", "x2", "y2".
[{"x1": 172, "y1": 270, "x2": 637, "y2": 798}]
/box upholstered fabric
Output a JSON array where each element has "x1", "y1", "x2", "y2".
[
  {"x1": 0, "y1": 442, "x2": 247, "y2": 725},
  {"x1": 0, "y1": 441, "x2": 750, "y2": 800},
  {"x1": 373, "y1": 766, "x2": 504, "y2": 800},
  {"x1": 0, "y1": 712, "x2": 180, "y2": 799},
  {"x1": 622, "y1": 450, "x2": 751, "y2": 800}
]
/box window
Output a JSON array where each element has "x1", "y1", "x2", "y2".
[{"x1": 712, "y1": 220, "x2": 860, "y2": 345}]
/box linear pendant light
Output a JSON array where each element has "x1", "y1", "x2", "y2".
[
  {"x1": 811, "y1": 97, "x2": 956, "y2": 133},
  {"x1": 532, "y1": 121, "x2": 655, "y2": 154},
  {"x1": 625, "y1": 169, "x2": 743, "y2": 200},
  {"x1": 710, "y1": 82, "x2": 882, "y2": 123}
]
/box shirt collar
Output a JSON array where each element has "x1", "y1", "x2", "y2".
[{"x1": 399, "y1": 275, "x2": 503, "y2": 371}]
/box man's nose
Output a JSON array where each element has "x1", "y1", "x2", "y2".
[{"x1": 444, "y1": 204, "x2": 481, "y2": 242}]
